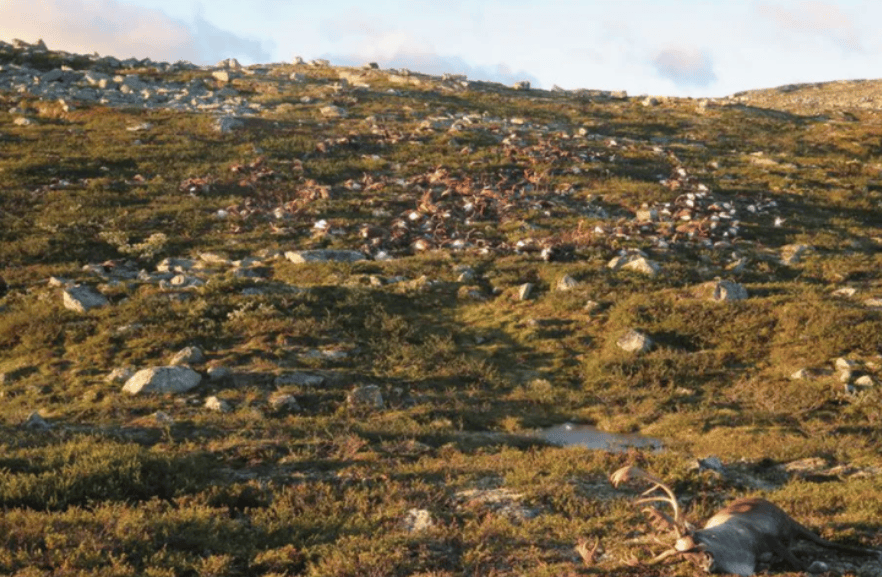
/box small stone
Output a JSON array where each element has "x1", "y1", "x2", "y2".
[
  {"x1": 608, "y1": 253, "x2": 660, "y2": 276},
  {"x1": 806, "y1": 560, "x2": 828, "y2": 574},
  {"x1": 832, "y1": 287, "x2": 857, "y2": 297},
  {"x1": 269, "y1": 392, "x2": 300, "y2": 412},
  {"x1": 709, "y1": 280, "x2": 748, "y2": 301},
  {"x1": 556, "y1": 275, "x2": 579, "y2": 291},
  {"x1": 623, "y1": 257, "x2": 661, "y2": 276},
  {"x1": 854, "y1": 375, "x2": 875, "y2": 387},
  {"x1": 617, "y1": 329, "x2": 653, "y2": 354},
  {"x1": 512, "y1": 80, "x2": 531, "y2": 90},
  {"x1": 63, "y1": 284, "x2": 109, "y2": 312},
  {"x1": 285, "y1": 249, "x2": 366, "y2": 263},
  {"x1": 320, "y1": 105, "x2": 347, "y2": 118},
  {"x1": 347, "y1": 385, "x2": 384, "y2": 409},
  {"x1": 790, "y1": 368, "x2": 811, "y2": 380},
  {"x1": 14, "y1": 117, "x2": 33, "y2": 126},
  {"x1": 170, "y1": 346, "x2": 205, "y2": 366},
  {"x1": 156, "y1": 258, "x2": 194, "y2": 273},
  {"x1": 214, "y1": 116, "x2": 244, "y2": 133},
  {"x1": 122, "y1": 366, "x2": 202, "y2": 395},
  {"x1": 207, "y1": 366, "x2": 232, "y2": 381},
  {"x1": 696, "y1": 455, "x2": 725, "y2": 473},
  {"x1": 105, "y1": 367, "x2": 135, "y2": 383},
  {"x1": 274, "y1": 372, "x2": 325, "y2": 387},
  {"x1": 517, "y1": 283, "x2": 534, "y2": 301},
  {"x1": 635, "y1": 207, "x2": 659, "y2": 222},
  {"x1": 204, "y1": 396, "x2": 231, "y2": 413},
  {"x1": 780, "y1": 244, "x2": 809, "y2": 265},
  {"x1": 401, "y1": 508, "x2": 433, "y2": 533},
  {"x1": 839, "y1": 369, "x2": 854, "y2": 384},
  {"x1": 835, "y1": 358, "x2": 859, "y2": 370},
  {"x1": 22, "y1": 411, "x2": 51, "y2": 430},
  {"x1": 211, "y1": 70, "x2": 231, "y2": 82}
]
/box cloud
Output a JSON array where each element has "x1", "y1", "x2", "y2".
[
  {"x1": 757, "y1": 1, "x2": 863, "y2": 52},
  {"x1": 324, "y1": 49, "x2": 539, "y2": 88},
  {"x1": 652, "y1": 47, "x2": 717, "y2": 88},
  {"x1": 315, "y1": 21, "x2": 539, "y2": 87},
  {"x1": 0, "y1": 0, "x2": 271, "y2": 63}
]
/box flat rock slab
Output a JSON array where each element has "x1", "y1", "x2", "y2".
[
  {"x1": 285, "y1": 249, "x2": 367, "y2": 263},
  {"x1": 63, "y1": 285, "x2": 109, "y2": 312},
  {"x1": 123, "y1": 366, "x2": 202, "y2": 395}
]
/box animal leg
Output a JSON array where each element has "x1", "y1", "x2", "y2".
[{"x1": 766, "y1": 536, "x2": 807, "y2": 571}]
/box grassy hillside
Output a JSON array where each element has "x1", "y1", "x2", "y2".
[{"x1": 2, "y1": 41, "x2": 882, "y2": 576}]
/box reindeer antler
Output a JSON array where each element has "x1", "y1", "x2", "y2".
[{"x1": 609, "y1": 466, "x2": 684, "y2": 536}]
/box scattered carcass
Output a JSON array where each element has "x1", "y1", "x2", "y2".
[{"x1": 609, "y1": 466, "x2": 880, "y2": 576}]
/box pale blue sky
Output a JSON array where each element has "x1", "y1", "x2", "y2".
[{"x1": 2, "y1": 0, "x2": 881, "y2": 96}]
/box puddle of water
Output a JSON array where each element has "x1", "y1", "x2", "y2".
[{"x1": 536, "y1": 422, "x2": 663, "y2": 452}]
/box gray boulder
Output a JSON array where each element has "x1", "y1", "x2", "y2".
[
  {"x1": 123, "y1": 366, "x2": 202, "y2": 395},
  {"x1": 170, "y1": 346, "x2": 205, "y2": 365},
  {"x1": 63, "y1": 284, "x2": 109, "y2": 312}
]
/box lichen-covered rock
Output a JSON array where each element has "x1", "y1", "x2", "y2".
[{"x1": 122, "y1": 366, "x2": 202, "y2": 395}]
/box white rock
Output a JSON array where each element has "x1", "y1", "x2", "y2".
[
  {"x1": 204, "y1": 395, "x2": 231, "y2": 412},
  {"x1": 617, "y1": 329, "x2": 653, "y2": 354},
  {"x1": 122, "y1": 366, "x2": 202, "y2": 395},
  {"x1": 790, "y1": 368, "x2": 811, "y2": 380},
  {"x1": 517, "y1": 283, "x2": 534, "y2": 301},
  {"x1": 835, "y1": 358, "x2": 859, "y2": 370},
  {"x1": 854, "y1": 375, "x2": 875, "y2": 387},
  {"x1": 401, "y1": 508, "x2": 433, "y2": 533}
]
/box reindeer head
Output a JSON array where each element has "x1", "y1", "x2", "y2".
[{"x1": 610, "y1": 466, "x2": 709, "y2": 569}]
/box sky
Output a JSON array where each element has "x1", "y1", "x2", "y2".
[{"x1": 2, "y1": 0, "x2": 881, "y2": 97}]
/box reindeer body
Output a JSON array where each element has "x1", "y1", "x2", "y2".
[{"x1": 610, "y1": 467, "x2": 880, "y2": 576}]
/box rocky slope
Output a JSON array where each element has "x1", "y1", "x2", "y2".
[{"x1": 1, "y1": 38, "x2": 881, "y2": 577}]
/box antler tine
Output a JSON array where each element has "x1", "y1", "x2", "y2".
[
  {"x1": 609, "y1": 466, "x2": 683, "y2": 531},
  {"x1": 642, "y1": 547, "x2": 686, "y2": 566}
]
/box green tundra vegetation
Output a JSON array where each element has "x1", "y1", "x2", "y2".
[{"x1": 1, "y1": 42, "x2": 881, "y2": 576}]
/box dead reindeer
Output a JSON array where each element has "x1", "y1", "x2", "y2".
[{"x1": 610, "y1": 466, "x2": 880, "y2": 576}]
